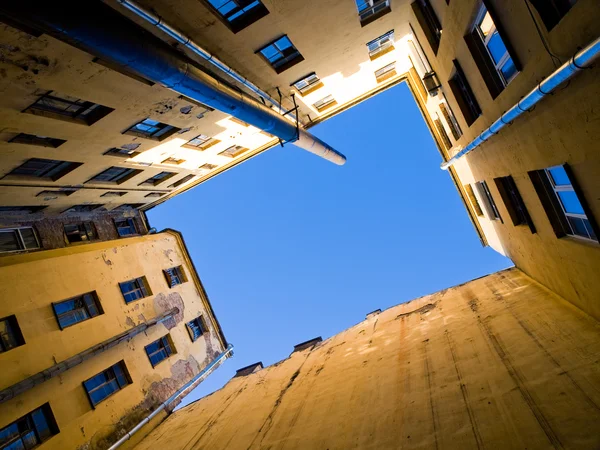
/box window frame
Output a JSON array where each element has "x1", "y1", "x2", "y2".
[
  {"x1": 168, "y1": 174, "x2": 195, "y2": 188},
  {"x1": 474, "y1": 180, "x2": 502, "y2": 222},
  {"x1": 290, "y1": 73, "x2": 323, "y2": 96},
  {"x1": 186, "y1": 316, "x2": 208, "y2": 342},
  {"x1": 202, "y1": 0, "x2": 270, "y2": 33},
  {"x1": 529, "y1": 164, "x2": 598, "y2": 242},
  {"x1": 218, "y1": 145, "x2": 249, "y2": 158},
  {"x1": 182, "y1": 134, "x2": 220, "y2": 150},
  {"x1": 5, "y1": 158, "x2": 82, "y2": 182},
  {"x1": 355, "y1": 0, "x2": 392, "y2": 26},
  {"x1": 374, "y1": 62, "x2": 397, "y2": 83},
  {"x1": 83, "y1": 361, "x2": 131, "y2": 408},
  {"x1": 0, "y1": 315, "x2": 26, "y2": 353},
  {"x1": 9, "y1": 133, "x2": 66, "y2": 148},
  {"x1": 123, "y1": 118, "x2": 180, "y2": 141},
  {"x1": 163, "y1": 266, "x2": 187, "y2": 288},
  {"x1": 144, "y1": 335, "x2": 175, "y2": 368},
  {"x1": 139, "y1": 172, "x2": 177, "y2": 186},
  {"x1": 448, "y1": 60, "x2": 482, "y2": 127},
  {"x1": 0, "y1": 403, "x2": 59, "y2": 448},
  {"x1": 367, "y1": 30, "x2": 395, "y2": 60},
  {"x1": 411, "y1": 0, "x2": 442, "y2": 54},
  {"x1": 64, "y1": 222, "x2": 98, "y2": 244},
  {"x1": 52, "y1": 292, "x2": 103, "y2": 330},
  {"x1": 22, "y1": 91, "x2": 114, "y2": 126},
  {"x1": 0, "y1": 227, "x2": 40, "y2": 253},
  {"x1": 256, "y1": 36, "x2": 304, "y2": 74},
  {"x1": 119, "y1": 276, "x2": 152, "y2": 304},
  {"x1": 494, "y1": 176, "x2": 536, "y2": 233},
  {"x1": 114, "y1": 218, "x2": 138, "y2": 237},
  {"x1": 313, "y1": 94, "x2": 337, "y2": 112},
  {"x1": 87, "y1": 167, "x2": 143, "y2": 185}
]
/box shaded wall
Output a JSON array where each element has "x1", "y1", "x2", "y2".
[{"x1": 135, "y1": 268, "x2": 600, "y2": 450}]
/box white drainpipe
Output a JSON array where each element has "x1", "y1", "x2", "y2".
[{"x1": 441, "y1": 36, "x2": 600, "y2": 170}]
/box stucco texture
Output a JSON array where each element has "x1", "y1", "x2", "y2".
[{"x1": 134, "y1": 268, "x2": 600, "y2": 450}]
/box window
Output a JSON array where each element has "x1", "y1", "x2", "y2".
[
  {"x1": 0, "y1": 206, "x2": 47, "y2": 215},
  {"x1": 163, "y1": 266, "x2": 186, "y2": 288},
  {"x1": 145, "y1": 192, "x2": 165, "y2": 198},
  {"x1": 199, "y1": 163, "x2": 218, "y2": 173},
  {"x1": 411, "y1": 0, "x2": 442, "y2": 54},
  {"x1": 529, "y1": 0, "x2": 577, "y2": 31},
  {"x1": 448, "y1": 60, "x2": 481, "y2": 126},
  {"x1": 0, "y1": 227, "x2": 40, "y2": 253},
  {"x1": 0, "y1": 404, "x2": 59, "y2": 448},
  {"x1": 182, "y1": 134, "x2": 220, "y2": 150},
  {"x1": 367, "y1": 31, "x2": 395, "y2": 59},
  {"x1": 168, "y1": 174, "x2": 195, "y2": 188},
  {"x1": 37, "y1": 189, "x2": 76, "y2": 197},
  {"x1": 9, "y1": 133, "x2": 66, "y2": 148},
  {"x1": 162, "y1": 157, "x2": 185, "y2": 165},
  {"x1": 375, "y1": 62, "x2": 397, "y2": 82},
  {"x1": 439, "y1": 98, "x2": 462, "y2": 140},
  {"x1": 6, "y1": 158, "x2": 82, "y2": 181},
  {"x1": 119, "y1": 276, "x2": 152, "y2": 303},
  {"x1": 53, "y1": 292, "x2": 103, "y2": 329},
  {"x1": 114, "y1": 218, "x2": 138, "y2": 237},
  {"x1": 494, "y1": 176, "x2": 536, "y2": 233},
  {"x1": 124, "y1": 118, "x2": 180, "y2": 141},
  {"x1": 529, "y1": 164, "x2": 598, "y2": 242},
  {"x1": 145, "y1": 335, "x2": 175, "y2": 367},
  {"x1": 464, "y1": 184, "x2": 484, "y2": 217},
  {"x1": 434, "y1": 116, "x2": 452, "y2": 151},
  {"x1": 88, "y1": 167, "x2": 142, "y2": 184},
  {"x1": 0, "y1": 315, "x2": 25, "y2": 352},
  {"x1": 83, "y1": 361, "x2": 131, "y2": 407},
  {"x1": 313, "y1": 95, "x2": 337, "y2": 112},
  {"x1": 291, "y1": 73, "x2": 323, "y2": 96},
  {"x1": 465, "y1": 4, "x2": 520, "y2": 99},
  {"x1": 63, "y1": 204, "x2": 104, "y2": 214},
  {"x1": 64, "y1": 222, "x2": 98, "y2": 243},
  {"x1": 257, "y1": 36, "x2": 304, "y2": 74},
  {"x1": 219, "y1": 145, "x2": 249, "y2": 158},
  {"x1": 206, "y1": 0, "x2": 269, "y2": 33},
  {"x1": 101, "y1": 191, "x2": 127, "y2": 197},
  {"x1": 474, "y1": 181, "x2": 502, "y2": 221},
  {"x1": 139, "y1": 172, "x2": 176, "y2": 186},
  {"x1": 104, "y1": 144, "x2": 141, "y2": 158},
  {"x1": 355, "y1": 0, "x2": 391, "y2": 26},
  {"x1": 186, "y1": 316, "x2": 207, "y2": 342},
  {"x1": 23, "y1": 91, "x2": 114, "y2": 126}
]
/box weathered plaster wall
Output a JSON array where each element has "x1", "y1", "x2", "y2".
[
  {"x1": 0, "y1": 231, "x2": 226, "y2": 449},
  {"x1": 414, "y1": 0, "x2": 600, "y2": 319},
  {"x1": 135, "y1": 268, "x2": 600, "y2": 450}
]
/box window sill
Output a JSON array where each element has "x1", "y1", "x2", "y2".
[
  {"x1": 369, "y1": 45, "x2": 395, "y2": 61},
  {"x1": 295, "y1": 82, "x2": 324, "y2": 97}
]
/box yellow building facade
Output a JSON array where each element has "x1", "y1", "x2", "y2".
[
  {"x1": 134, "y1": 268, "x2": 600, "y2": 450},
  {"x1": 0, "y1": 230, "x2": 229, "y2": 449}
]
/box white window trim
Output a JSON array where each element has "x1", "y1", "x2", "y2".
[
  {"x1": 0, "y1": 227, "x2": 40, "y2": 253},
  {"x1": 474, "y1": 6, "x2": 517, "y2": 86}
]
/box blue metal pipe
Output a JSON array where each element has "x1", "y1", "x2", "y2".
[
  {"x1": 441, "y1": 36, "x2": 600, "y2": 170},
  {"x1": 0, "y1": 0, "x2": 345, "y2": 165}
]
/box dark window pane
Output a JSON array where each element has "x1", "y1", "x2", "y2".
[
  {"x1": 0, "y1": 231, "x2": 21, "y2": 252},
  {"x1": 548, "y1": 166, "x2": 570, "y2": 186}
]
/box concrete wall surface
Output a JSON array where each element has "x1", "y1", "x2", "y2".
[{"x1": 134, "y1": 268, "x2": 600, "y2": 450}]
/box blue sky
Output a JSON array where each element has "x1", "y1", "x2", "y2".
[{"x1": 148, "y1": 82, "x2": 511, "y2": 406}]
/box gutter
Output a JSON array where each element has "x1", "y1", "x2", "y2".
[
  {"x1": 442, "y1": 36, "x2": 600, "y2": 170},
  {"x1": 107, "y1": 344, "x2": 234, "y2": 450}
]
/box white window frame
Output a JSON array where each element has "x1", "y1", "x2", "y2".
[
  {"x1": 367, "y1": 30, "x2": 394, "y2": 58},
  {"x1": 0, "y1": 227, "x2": 40, "y2": 253},
  {"x1": 313, "y1": 94, "x2": 336, "y2": 111},
  {"x1": 356, "y1": 0, "x2": 390, "y2": 21},
  {"x1": 474, "y1": 6, "x2": 517, "y2": 86},
  {"x1": 293, "y1": 73, "x2": 321, "y2": 94},
  {"x1": 375, "y1": 62, "x2": 396, "y2": 80},
  {"x1": 544, "y1": 166, "x2": 596, "y2": 241}
]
